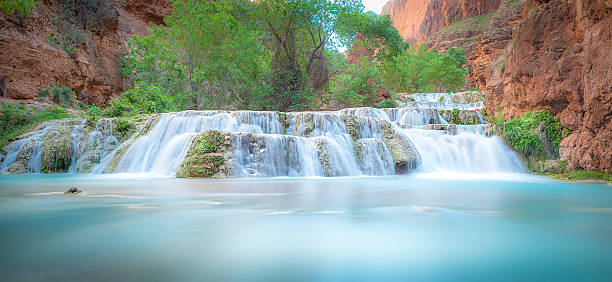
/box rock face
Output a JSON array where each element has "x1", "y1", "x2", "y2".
[
  {"x1": 0, "y1": 0, "x2": 171, "y2": 105},
  {"x1": 381, "y1": 0, "x2": 500, "y2": 45},
  {"x1": 471, "y1": 0, "x2": 612, "y2": 172}
]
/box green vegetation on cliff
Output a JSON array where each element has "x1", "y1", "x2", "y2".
[
  {"x1": 492, "y1": 110, "x2": 567, "y2": 173},
  {"x1": 503, "y1": 110, "x2": 562, "y2": 158},
  {"x1": 0, "y1": 103, "x2": 71, "y2": 150},
  {"x1": 0, "y1": 0, "x2": 37, "y2": 16}
]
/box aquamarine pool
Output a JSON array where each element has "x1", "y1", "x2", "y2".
[{"x1": 0, "y1": 174, "x2": 611, "y2": 281}]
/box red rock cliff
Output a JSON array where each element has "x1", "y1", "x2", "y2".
[
  {"x1": 381, "y1": 0, "x2": 500, "y2": 45},
  {"x1": 0, "y1": 0, "x2": 171, "y2": 105},
  {"x1": 471, "y1": 0, "x2": 611, "y2": 172}
]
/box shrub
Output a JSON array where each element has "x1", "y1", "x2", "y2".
[
  {"x1": 504, "y1": 110, "x2": 563, "y2": 158},
  {"x1": 104, "y1": 81, "x2": 177, "y2": 117},
  {"x1": 38, "y1": 84, "x2": 76, "y2": 107},
  {"x1": 0, "y1": 103, "x2": 71, "y2": 149},
  {"x1": 62, "y1": 0, "x2": 117, "y2": 33},
  {"x1": 0, "y1": 0, "x2": 37, "y2": 16},
  {"x1": 375, "y1": 99, "x2": 397, "y2": 108},
  {"x1": 46, "y1": 23, "x2": 86, "y2": 55},
  {"x1": 330, "y1": 57, "x2": 382, "y2": 108}
]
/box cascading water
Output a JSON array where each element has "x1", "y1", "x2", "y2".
[
  {"x1": 0, "y1": 121, "x2": 56, "y2": 173},
  {"x1": 0, "y1": 91, "x2": 524, "y2": 177},
  {"x1": 397, "y1": 93, "x2": 524, "y2": 173}
]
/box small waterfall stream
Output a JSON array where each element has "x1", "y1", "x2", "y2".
[{"x1": 0, "y1": 92, "x2": 524, "y2": 177}]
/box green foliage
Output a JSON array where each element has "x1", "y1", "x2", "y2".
[
  {"x1": 330, "y1": 57, "x2": 381, "y2": 108},
  {"x1": 447, "y1": 48, "x2": 467, "y2": 67},
  {"x1": 381, "y1": 44, "x2": 467, "y2": 93},
  {"x1": 104, "y1": 81, "x2": 176, "y2": 117},
  {"x1": 451, "y1": 108, "x2": 460, "y2": 122},
  {"x1": 38, "y1": 84, "x2": 76, "y2": 107},
  {"x1": 0, "y1": 0, "x2": 37, "y2": 16},
  {"x1": 551, "y1": 171, "x2": 612, "y2": 182},
  {"x1": 434, "y1": 13, "x2": 494, "y2": 37},
  {"x1": 504, "y1": 110, "x2": 563, "y2": 158},
  {"x1": 122, "y1": 0, "x2": 271, "y2": 110},
  {"x1": 375, "y1": 99, "x2": 397, "y2": 108},
  {"x1": 0, "y1": 103, "x2": 71, "y2": 149},
  {"x1": 349, "y1": 12, "x2": 409, "y2": 61},
  {"x1": 114, "y1": 119, "x2": 133, "y2": 138},
  {"x1": 195, "y1": 131, "x2": 223, "y2": 154}
]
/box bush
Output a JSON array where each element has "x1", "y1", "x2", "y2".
[
  {"x1": 104, "y1": 81, "x2": 177, "y2": 117},
  {"x1": 38, "y1": 84, "x2": 77, "y2": 107},
  {"x1": 0, "y1": 0, "x2": 37, "y2": 16},
  {"x1": 330, "y1": 57, "x2": 382, "y2": 108},
  {"x1": 504, "y1": 110, "x2": 563, "y2": 158},
  {"x1": 375, "y1": 99, "x2": 397, "y2": 108},
  {"x1": 0, "y1": 103, "x2": 71, "y2": 149}
]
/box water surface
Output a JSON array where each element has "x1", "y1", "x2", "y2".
[{"x1": 1, "y1": 174, "x2": 611, "y2": 281}]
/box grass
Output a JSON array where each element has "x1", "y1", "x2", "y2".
[
  {"x1": 434, "y1": 12, "x2": 495, "y2": 38},
  {"x1": 550, "y1": 171, "x2": 612, "y2": 182},
  {"x1": 0, "y1": 102, "x2": 72, "y2": 150}
]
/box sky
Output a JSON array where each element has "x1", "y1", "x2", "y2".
[{"x1": 361, "y1": 0, "x2": 388, "y2": 14}]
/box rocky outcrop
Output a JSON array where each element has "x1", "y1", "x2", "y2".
[
  {"x1": 0, "y1": 0, "x2": 171, "y2": 105},
  {"x1": 381, "y1": 0, "x2": 500, "y2": 45},
  {"x1": 471, "y1": 0, "x2": 612, "y2": 172}
]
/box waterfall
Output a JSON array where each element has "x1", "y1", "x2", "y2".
[
  {"x1": 0, "y1": 91, "x2": 525, "y2": 177},
  {"x1": 0, "y1": 121, "x2": 56, "y2": 173},
  {"x1": 114, "y1": 111, "x2": 283, "y2": 175}
]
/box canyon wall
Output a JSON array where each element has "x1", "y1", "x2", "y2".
[
  {"x1": 381, "y1": 0, "x2": 500, "y2": 45},
  {"x1": 471, "y1": 0, "x2": 611, "y2": 172},
  {"x1": 384, "y1": 0, "x2": 611, "y2": 172},
  {"x1": 0, "y1": 0, "x2": 171, "y2": 105}
]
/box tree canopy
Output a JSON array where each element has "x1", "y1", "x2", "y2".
[{"x1": 113, "y1": 0, "x2": 468, "y2": 115}]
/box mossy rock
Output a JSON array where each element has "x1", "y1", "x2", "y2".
[
  {"x1": 176, "y1": 130, "x2": 231, "y2": 178},
  {"x1": 40, "y1": 121, "x2": 74, "y2": 173},
  {"x1": 380, "y1": 123, "x2": 421, "y2": 174},
  {"x1": 440, "y1": 110, "x2": 481, "y2": 125}
]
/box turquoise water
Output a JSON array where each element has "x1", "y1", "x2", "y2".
[{"x1": 0, "y1": 174, "x2": 611, "y2": 281}]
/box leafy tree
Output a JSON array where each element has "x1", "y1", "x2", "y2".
[
  {"x1": 447, "y1": 47, "x2": 467, "y2": 67},
  {"x1": 350, "y1": 12, "x2": 409, "y2": 61},
  {"x1": 123, "y1": 0, "x2": 268, "y2": 110},
  {"x1": 256, "y1": 0, "x2": 363, "y2": 111},
  {"x1": 381, "y1": 44, "x2": 467, "y2": 93},
  {"x1": 330, "y1": 57, "x2": 382, "y2": 108}
]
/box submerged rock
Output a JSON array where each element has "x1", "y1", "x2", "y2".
[{"x1": 65, "y1": 187, "x2": 82, "y2": 194}]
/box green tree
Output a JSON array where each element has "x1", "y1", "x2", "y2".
[
  {"x1": 123, "y1": 0, "x2": 268, "y2": 110},
  {"x1": 256, "y1": 0, "x2": 363, "y2": 111},
  {"x1": 330, "y1": 57, "x2": 382, "y2": 108},
  {"x1": 381, "y1": 44, "x2": 467, "y2": 93}
]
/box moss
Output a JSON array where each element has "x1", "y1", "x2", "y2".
[
  {"x1": 176, "y1": 130, "x2": 230, "y2": 178},
  {"x1": 40, "y1": 121, "x2": 75, "y2": 173},
  {"x1": 549, "y1": 171, "x2": 612, "y2": 183}
]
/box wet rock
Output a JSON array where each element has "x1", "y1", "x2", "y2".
[
  {"x1": 423, "y1": 124, "x2": 457, "y2": 135},
  {"x1": 65, "y1": 187, "x2": 82, "y2": 194}
]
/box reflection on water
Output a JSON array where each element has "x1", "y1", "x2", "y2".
[{"x1": 0, "y1": 174, "x2": 611, "y2": 281}]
